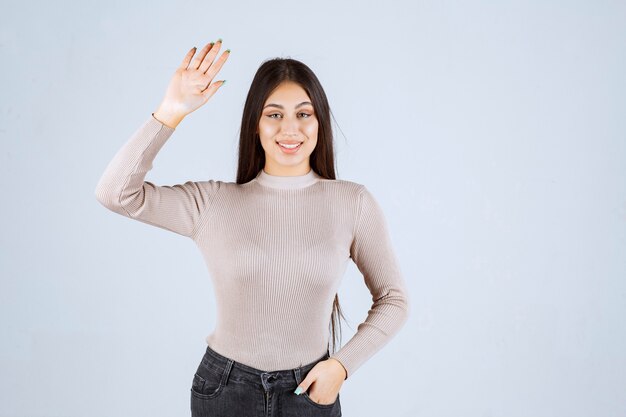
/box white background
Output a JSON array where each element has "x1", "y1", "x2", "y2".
[{"x1": 1, "y1": 0, "x2": 625, "y2": 416}]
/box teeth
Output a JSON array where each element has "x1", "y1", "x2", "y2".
[{"x1": 279, "y1": 142, "x2": 302, "y2": 149}]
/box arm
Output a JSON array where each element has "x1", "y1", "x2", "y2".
[
  {"x1": 94, "y1": 113, "x2": 221, "y2": 239},
  {"x1": 329, "y1": 185, "x2": 411, "y2": 379},
  {"x1": 94, "y1": 39, "x2": 230, "y2": 239}
]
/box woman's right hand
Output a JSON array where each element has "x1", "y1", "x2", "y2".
[{"x1": 153, "y1": 39, "x2": 230, "y2": 128}]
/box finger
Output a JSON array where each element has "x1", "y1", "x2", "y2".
[
  {"x1": 180, "y1": 46, "x2": 197, "y2": 70},
  {"x1": 204, "y1": 49, "x2": 230, "y2": 80},
  {"x1": 294, "y1": 376, "x2": 313, "y2": 395},
  {"x1": 198, "y1": 39, "x2": 223, "y2": 73},
  {"x1": 201, "y1": 80, "x2": 226, "y2": 100},
  {"x1": 190, "y1": 41, "x2": 216, "y2": 71}
]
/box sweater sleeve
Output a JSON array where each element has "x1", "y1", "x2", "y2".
[
  {"x1": 329, "y1": 185, "x2": 410, "y2": 380},
  {"x1": 94, "y1": 113, "x2": 221, "y2": 239}
]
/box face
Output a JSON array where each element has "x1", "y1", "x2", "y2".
[{"x1": 257, "y1": 81, "x2": 318, "y2": 176}]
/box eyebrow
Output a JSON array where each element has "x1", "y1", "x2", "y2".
[{"x1": 263, "y1": 101, "x2": 313, "y2": 110}]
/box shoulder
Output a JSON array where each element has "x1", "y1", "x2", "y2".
[
  {"x1": 319, "y1": 178, "x2": 383, "y2": 208},
  {"x1": 327, "y1": 180, "x2": 388, "y2": 221},
  {"x1": 189, "y1": 179, "x2": 241, "y2": 197},
  {"x1": 318, "y1": 177, "x2": 366, "y2": 196}
]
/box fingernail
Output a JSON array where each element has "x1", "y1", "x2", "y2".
[
  {"x1": 294, "y1": 387, "x2": 303, "y2": 395},
  {"x1": 217, "y1": 38, "x2": 223, "y2": 43},
  {"x1": 222, "y1": 80, "x2": 227, "y2": 85},
  {"x1": 209, "y1": 42, "x2": 214, "y2": 46},
  {"x1": 225, "y1": 49, "x2": 231, "y2": 53}
]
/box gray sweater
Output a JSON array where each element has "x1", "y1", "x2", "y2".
[{"x1": 95, "y1": 113, "x2": 410, "y2": 379}]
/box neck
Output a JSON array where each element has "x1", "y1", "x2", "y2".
[{"x1": 255, "y1": 168, "x2": 321, "y2": 189}]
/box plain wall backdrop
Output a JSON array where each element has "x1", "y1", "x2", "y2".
[{"x1": 1, "y1": 0, "x2": 625, "y2": 416}]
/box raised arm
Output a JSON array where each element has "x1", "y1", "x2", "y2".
[
  {"x1": 94, "y1": 114, "x2": 221, "y2": 238},
  {"x1": 94, "y1": 38, "x2": 231, "y2": 239},
  {"x1": 329, "y1": 185, "x2": 411, "y2": 379}
]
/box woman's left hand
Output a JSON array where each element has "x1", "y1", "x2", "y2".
[{"x1": 294, "y1": 358, "x2": 347, "y2": 405}]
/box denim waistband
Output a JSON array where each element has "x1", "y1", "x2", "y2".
[{"x1": 201, "y1": 344, "x2": 331, "y2": 390}]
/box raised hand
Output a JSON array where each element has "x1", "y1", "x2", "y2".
[{"x1": 154, "y1": 39, "x2": 230, "y2": 128}]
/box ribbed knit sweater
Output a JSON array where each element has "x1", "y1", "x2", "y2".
[{"x1": 94, "y1": 113, "x2": 410, "y2": 380}]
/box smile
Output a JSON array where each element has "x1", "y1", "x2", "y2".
[{"x1": 276, "y1": 141, "x2": 303, "y2": 153}]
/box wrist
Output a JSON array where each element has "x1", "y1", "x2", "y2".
[
  {"x1": 153, "y1": 106, "x2": 185, "y2": 129},
  {"x1": 328, "y1": 357, "x2": 347, "y2": 380}
]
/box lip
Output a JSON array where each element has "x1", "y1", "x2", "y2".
[{"x1": 276, "y1": 141, "x2": 303, "y2": 154}]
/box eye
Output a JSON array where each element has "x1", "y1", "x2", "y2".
[
  {"x1": 298, "y1": 112, "x2": 313, "y2": 118},
  {"x1": 267, "y1": 113, "x2": 282, "y2": 119}
]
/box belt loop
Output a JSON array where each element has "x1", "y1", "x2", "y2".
[
  {"x1": 293, "y1": 367, "x2": 302, "y2": 385},
  {"x1": 222, "y1": 359, "x2": 234, "y2": 386}
]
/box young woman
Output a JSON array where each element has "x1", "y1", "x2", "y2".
[{"x1": 95, "y1": 38, "x2": 410, "y2": 417}]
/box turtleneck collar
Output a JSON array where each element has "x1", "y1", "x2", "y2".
[{"x1": 255, "y1": 168, "x2": 321, "y2": 190}]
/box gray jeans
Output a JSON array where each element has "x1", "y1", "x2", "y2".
[{"x1": 190, "y1": 344, "x2": 342, "y2": 417}]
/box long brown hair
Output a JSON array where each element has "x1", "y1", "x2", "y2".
[{"x1": 235, "y1": 57, "x2": 348, "y2": 355}]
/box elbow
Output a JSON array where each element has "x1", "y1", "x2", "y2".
[
  {"x1": 95, "y1": 178, "x2": 142, "y2": 218},
  {"x1": 395, "y1": 295, "x2": 410, "y2": 330},
  {"x1": 94, "y1": 179, "x2": 122, "y2": 211},
  {"x1": 401, "y1": 289, "x2": 411, "y2": 323},
  {"x1": 402, "y1": 298, "x2": 411, "y2": 327},
  {"x1": 375, "y1": 286, "x2": 411, "y2": 327},
  {"x1": 394, "y1": 289, "x2": 411, "y2": 328},
  {"x1": 95, "y1": 188, "x2": 114, "y2": 211}
]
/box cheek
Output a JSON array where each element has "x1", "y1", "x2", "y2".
[
  {"x1": 304, "y1": 120, "x2": 319, "y2": 136},
  {"x1": 258, "y1": 121, "x2": 276, "y2": 135},
  {"x1": 257, "y1": 122, "x2": 277, "y2": 146},
  {"x1": 304, "y1": 125, "x2": 318, "y2": 151}
]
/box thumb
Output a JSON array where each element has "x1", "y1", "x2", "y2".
[{"x1": 294, "y1": 374, "x2": 314, "y2": 395}]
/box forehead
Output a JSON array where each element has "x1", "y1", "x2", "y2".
[{"x1": 265, "y1": 81, "x2": 311, "y2": 104}]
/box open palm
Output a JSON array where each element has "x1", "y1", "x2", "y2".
[{"x1": 158, "y1": 39, "x2": 230, "y2": 118}]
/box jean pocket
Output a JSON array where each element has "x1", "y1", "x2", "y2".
[
  {"x1": 190, "y1": 364, "x2": 226, "y2": 400},
  {"x1": 302, "y1": 391, "x2": 340, "y2": 409}
]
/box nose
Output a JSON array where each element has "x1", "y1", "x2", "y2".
[{"x1": 280, "y1": 115, "x2": 301, "y2": 136}]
